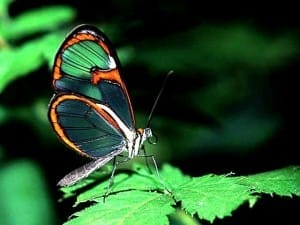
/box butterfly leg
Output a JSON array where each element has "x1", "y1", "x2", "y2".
[
  {"x1": 139, "y1": 145, "x2": 171, "y2": 194},
  {"x1": 140, "y1": 145, "x2": 153, "y2": 174},
  {"x1": 103, "y1": 157, "x2": 116, "y2": 201},
  {"x1": 103, "y1": 155, "x2": 131, "y2": 201}
]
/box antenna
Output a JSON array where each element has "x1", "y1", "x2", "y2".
[{"x1": 146, "y1": 70, "x2": 173, "y2": 128}]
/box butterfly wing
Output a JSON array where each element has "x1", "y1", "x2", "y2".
[
  {"x1": 48, "y1": 93, "x2": 127, "y2": 158},
  {"x1": 49, "y1": 25, "x2": 139, "y2": 185},
  {"x1": 52, "y1": 24, "x2": 135, "y2": 130}
]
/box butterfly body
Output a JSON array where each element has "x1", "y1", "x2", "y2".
[{"x1": 48, "y1": 24, "x2": 152, "y2": 186}]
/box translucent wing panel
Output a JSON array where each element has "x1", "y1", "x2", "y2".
[
  {"x1": 49, "y1": 94, "x2": 126, "y2": 158},
  {"x1": 61, "y1": 40, "x2": 111, "y2": 78},
  {"x1": 54, "y1": 76, "x2": 103, "y2": 103},
  {"x1": 98, "y1": 81, "x2": 134, "y2": 129}
]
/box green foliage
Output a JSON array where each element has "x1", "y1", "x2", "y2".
[
  {"x1": 0, "y1": 3, "x2": 75, "y2": 93},
  {"x1": 0, "y1": 34, "x2": 64, "y2": 93},
  {"x1": 66, "y1": 191, "x2": 174, "y2": 225},
  {"x1": 0, "y1": 0, "x2": 11, "y2": 18},
  {"x1": 0, "y1": 160, "x2": 56, "y2": 225},
  {"x1": 59, "y1": 164, "x2": 300, "y2": 224},
  {"x1": 137, "y1": 24, "x2": 297, "y2": 74},
  {"x1": 239, "y1": 166, "x2": 300, "y2": 196},
  {"x1": 0, "y1": 5, "x2": 75, "y2": 40}
]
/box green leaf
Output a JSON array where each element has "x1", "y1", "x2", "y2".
[
  {"x1": 160, "y1": 163, "x2": 191, "y2": 190},
  {"x1": 65, "y1": 190, "x2": 175, "y2": 225},
  {"x1": 173, "y1": 174, "x2": 256, "y2": 223},
  {"x1": 240, "y1": 166, "x2": 300, "y2": 197},
  {"x1": 1, "y1": 5, "x2": 75, "y2": 40},
  {"x1": 59, "y1": 164, "x2": 300, "y2": 224},
  {"x1": 75, "y1": 164, "x2": 166, "y2": 205}
]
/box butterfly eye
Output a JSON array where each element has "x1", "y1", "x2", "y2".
[{"x1": 148, "y1": 132, "x2": 158, "y2": 145}]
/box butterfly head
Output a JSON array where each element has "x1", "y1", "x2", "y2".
[{"x1": 128, "y1": 128, "x2": 152, "y2": 158}]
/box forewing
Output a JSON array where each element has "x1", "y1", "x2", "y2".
[{"x1": 52, "y1": 24, "x2": 135, "y2": 129}]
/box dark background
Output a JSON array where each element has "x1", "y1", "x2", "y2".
[{"x1": 1, "y1": 1, "x2": 299, "y2": 224}]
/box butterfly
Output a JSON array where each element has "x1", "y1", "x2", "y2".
[{"x1": 48, "y1": 24, "x2": 153, "y2": 186}]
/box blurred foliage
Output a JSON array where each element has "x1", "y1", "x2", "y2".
[
  {"x1": 0, "y1": 0, "x2": 299, "y2": 224},
  {"x1": 0, "y1": 1, "x2": 77, "y2": 224},
  {"x1": 137, "y1": 24, "x2": 297, "y2": 73},
  {"x1": 0, "y1": 4, "x2": 75, "y2": 92},
  {"x1": 0, "y1": 159, "x2": 56, "y2": 225}
]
